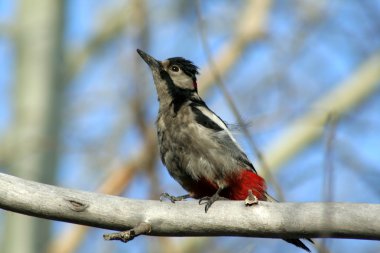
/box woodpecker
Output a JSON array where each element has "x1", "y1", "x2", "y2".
[{"x1": 137, "y1": 49, "x2": 312, "y2": 252}]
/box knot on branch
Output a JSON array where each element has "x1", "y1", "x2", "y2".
[{"x1": 63, "y1": 197, "x2": 89, "y2": 212}]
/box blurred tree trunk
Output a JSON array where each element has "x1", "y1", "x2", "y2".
[{"x1": 2, "y1": 0, "x2": 65, "y2": 253}]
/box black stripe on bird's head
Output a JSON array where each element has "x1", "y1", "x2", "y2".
[
  {"x1": 137, "y1": 49, "x2": 200, "y2": 92},
  {"x1": 160, "y1": 57, "x2": 200, "y2": 92},
  {"x1": 138, "y1": 49, "x2": 201, "y2": 110},
  {"x1": 167, "y1": 57, "x2": 199, "y2": 83}
]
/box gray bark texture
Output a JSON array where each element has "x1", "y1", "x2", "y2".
[{"x1": 1, "y1": 172, "x2": 379, "y2": 240}]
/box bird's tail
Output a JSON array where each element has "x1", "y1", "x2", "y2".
[
  {"x1": 264, "y1": 192, "x2": 278, "y2": 202},
  {"x1": 283, "y1": 238, "x2": 313, "y2": 252},
  {"x1": 264, "y1": 193, "x2": 314, "y2": 252}
]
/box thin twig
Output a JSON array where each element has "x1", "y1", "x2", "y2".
[
  {"x1": 321, "y1": 113, "x2": 339, "y2": 250},
  {"x1": 195, "y1": 0, "x2": 284, "y2": 201},
  {"x1": 103, "y1": 222, "x2": 152, "y2": 243}
]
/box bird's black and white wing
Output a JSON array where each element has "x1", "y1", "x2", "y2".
[{"x1": 189, "y1": 102, "x2": 256, "y2": 172}]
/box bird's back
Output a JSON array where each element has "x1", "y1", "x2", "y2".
[{"x1": 157, "y1": 98, "x2": 265, "y2": 200}]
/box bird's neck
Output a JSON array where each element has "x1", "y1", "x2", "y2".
[{"x1": 158, "y1": 92, "x2": 203, "y2": 115}]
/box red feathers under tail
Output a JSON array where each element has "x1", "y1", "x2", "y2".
[
  {"x1": 225, "y1": 170, "x2": 267, "y2": 200},
  {"x1": 227, "y1": 171, "x2": 313, "y2": 252}
]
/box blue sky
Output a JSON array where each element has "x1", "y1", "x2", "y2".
[{"x1": 1, "y1": 1, "x2": 380, "y2": 253}]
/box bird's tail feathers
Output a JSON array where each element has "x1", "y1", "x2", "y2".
[
  {"x1": 264, "y1": 192, "x2": 278, "y2": 202},
  {"x1": 283, "y1": 238, "x2": 313, "y2": 252},
  {"x1": 264, "y1": 192, "x2": 314, "y2": 252}
]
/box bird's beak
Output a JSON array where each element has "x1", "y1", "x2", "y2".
[{"x1": 137, "y1": 49, "x2": 161, "y2": 71}]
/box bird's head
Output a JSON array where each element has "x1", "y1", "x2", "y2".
[{"x1": 137, "y1": 49, "x2": 199, "y2": 106}]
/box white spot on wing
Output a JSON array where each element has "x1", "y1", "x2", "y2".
[{"x1": 196, "y1": 106, "x2": 243, "y2": 151}]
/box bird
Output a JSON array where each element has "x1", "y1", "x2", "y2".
[{"x1": 137, "y1": 49, "x2": 313, "y2": 252}]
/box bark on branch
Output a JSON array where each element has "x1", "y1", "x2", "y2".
[{"x1": 0, "y1": 172, "x2": 379, "y2": 240}]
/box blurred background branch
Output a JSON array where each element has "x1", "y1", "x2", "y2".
[
  {"x1": 262, "y1": 52, "x2": 380, "y2": 172},
  {"x1": 197, "y1": 0, "x2": 271, "y2": 96}
]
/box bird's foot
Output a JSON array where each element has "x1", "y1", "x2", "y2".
[
  {"x1": 160, "y1": 192, "x2": 190, "y2": 203},
  {"x1": 245, "y1": 189, "x2": 258, "y2": 206},
  {"x1": 199, "y1": 194, "x2": 226, "y2": 213}
]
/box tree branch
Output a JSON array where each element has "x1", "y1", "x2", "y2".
[{"x1": 1, "y1": 172, "x2": 379, "y2": 240}]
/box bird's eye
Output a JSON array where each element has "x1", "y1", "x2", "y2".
[{"x1": 171, "y1": 65, "x2": 180, "y2": 72}]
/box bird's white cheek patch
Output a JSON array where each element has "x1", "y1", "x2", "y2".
[{"x1": 173, "y1": 75, "x2": 193, "y2": 90}]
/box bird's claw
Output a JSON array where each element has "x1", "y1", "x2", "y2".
[
  {"x1": 160, "y1": 193, "x2": 190, "y2": 203},
  {"x1": 198, "y1": 196, "x2": 210, "y2": 205},
  {"x1": 199, "y1": 195, "x2": 226, "y2": 213},
  {"x1": 198, "y1": 196, "x2": 213, "y2": 212}
]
